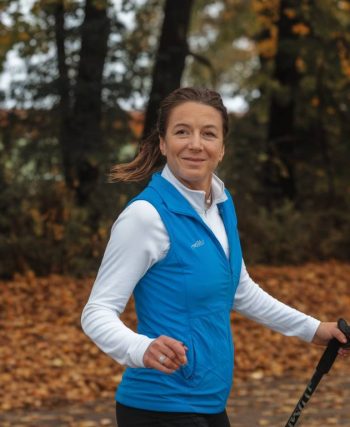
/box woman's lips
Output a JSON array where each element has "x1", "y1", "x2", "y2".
[{"x1": 182, "y1": 157, "x2": 206, "y2": 162}]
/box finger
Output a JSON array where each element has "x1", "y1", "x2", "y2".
[
  {"x1": 334, "y1": 329, "x2": 348, "y2": 345},
  {"x1": 161, "y1": 337, "x2": 188, "y2": 364},
  {"x1": 146, "y1": 347, "x2": 180, "y2": 373},
  {"x1": 160, "y1": 342, "x2": 186, "y2": 365},
  {"x1": 339, "y1": 348, "x2": 350, "y2": 357},
  {"x1": 145, "y1": 353, "x2": 176, "y2": 373},
  {"x1": 157, "y1": 344, "x2": 179, "y2": 363},
  {"x1": 144, "y1": 349, "x2": 177, "y2": 372},
  {"x1": 152, "y1": 359, "x2": 177, "y2": 374},
  {"x1": 156, "y1": 352, "x2": 181, "y2": 370},
  {"x1": 164, "y1": 354, "x2": 183, "y2": 369},
  {"x1": 152, "y1": 336, "x2": 184, "y2": 352},
  {"x1": 155, "y1": 343, "x2": 187, "y2": 369}
]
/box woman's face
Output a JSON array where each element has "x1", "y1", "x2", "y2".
[{"x1": 159, "y1": 101, "x2": 225, "y2": 192}]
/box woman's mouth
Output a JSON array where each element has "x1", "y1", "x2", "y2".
[{"x1": 182, "y1": 157, "x2": 205, "y2": 162}]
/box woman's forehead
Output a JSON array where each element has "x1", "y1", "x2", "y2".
[{"x1": 167, "y1": 102, "x2": 223, "y2": 127}]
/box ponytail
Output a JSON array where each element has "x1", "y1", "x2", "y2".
[{"x1": 109, "y1": 129, "x2": 165, "y2": 182}]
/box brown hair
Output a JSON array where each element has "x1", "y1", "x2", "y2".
[{"x1": 110, "y1": 87, "x2": 229, "y2": 182}]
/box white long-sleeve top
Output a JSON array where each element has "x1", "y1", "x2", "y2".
[{"x1": 81, "y1": 165, "x2": 320, "y2": 368}]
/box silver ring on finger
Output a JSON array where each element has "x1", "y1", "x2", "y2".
[{"x1": 158, "y1": 354, "x2": 167, "y2": 364}]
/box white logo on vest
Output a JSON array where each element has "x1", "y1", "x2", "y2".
[{"x1": 191, "y1": 240, "x2": 205, "y2": 249}]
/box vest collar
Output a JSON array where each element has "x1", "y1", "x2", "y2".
[
  {"x1": 149, "y1": 173, "x2": 199, "y2": 216},
  {"x1": 160, "y1": 164, "x2": 227, "y2": 215}
]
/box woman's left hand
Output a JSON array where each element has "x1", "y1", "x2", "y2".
[{"x1": 312, "y1": 322, "x2": 350, "y2": 357}]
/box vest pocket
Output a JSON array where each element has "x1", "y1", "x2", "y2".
[
  {"x1": 188, "y1": 311, "x2": 234, "y2": 387},
  {"x1": 180, "y1": 336, "x2": 196, "y2": 380}
]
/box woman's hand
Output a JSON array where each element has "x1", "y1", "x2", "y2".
[
  {"x1": 143, "y1": 335, "x2": 188, "y2": 374},
  {"x1": 312, "y1": 322, "x2": 350, "y2": 357}
]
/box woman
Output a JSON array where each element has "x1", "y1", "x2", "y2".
[{"x1": 81, "y1": 87, "x2": 348, "y2": 427}]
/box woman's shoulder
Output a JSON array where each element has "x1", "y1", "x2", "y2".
[
  {"x1": 116, "y1": 199, "x2": 163, "y2": 229},
  {"x1": 110, "y1": 200, "x2": 168, "y2": 249}
]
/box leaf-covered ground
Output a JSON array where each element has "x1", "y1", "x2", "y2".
[{"x1": 1, "y1": 261, "x2": 349, "y2": 415}]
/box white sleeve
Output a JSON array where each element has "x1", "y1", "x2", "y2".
[
  {"x1": 81, "y1": 200, "x2": 170, "y2": 368},
  {"x1": 233, "y1": 260, "x2": 320, "y2": 342}
]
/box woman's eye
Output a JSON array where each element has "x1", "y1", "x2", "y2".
[
  {"x1": 176, "y1": 129, "x2": 187, "y2": 135},
  {"x1": 204, "y1": 132, "x2": 216, "y2": 138}
]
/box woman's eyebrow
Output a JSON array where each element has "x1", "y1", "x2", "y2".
[
  {"x1": 173, "y1": 122, "x2": 191, "y2": 128},
  {"x1": 202, "y1": 125, "x2": 219, "y2": 131},
  {"x1": 173, "y1": 123, "x2": 218, "y2": 129},
  {"x1": 171, "y1": 123, "x2": 219, "y2": 133}
]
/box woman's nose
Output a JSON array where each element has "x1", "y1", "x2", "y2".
[{"x1": 188, "y1": 133, "x2": 203, "y2": 150}]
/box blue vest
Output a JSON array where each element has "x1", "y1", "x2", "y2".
[{"x1": 116, "y1": 173, "x2": 242, "y2": 413}]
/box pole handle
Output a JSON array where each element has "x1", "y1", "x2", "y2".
[
  {"x1": 316, "y1": 318, "x2": 350, "y2": 375},
  {"x1": 338, "y1": 318, "x2": 350, "y2": 348}
]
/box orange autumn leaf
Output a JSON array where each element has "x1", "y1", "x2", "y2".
[{"x1": 292, "y1": 23, "x2": 310, "y2": 36}]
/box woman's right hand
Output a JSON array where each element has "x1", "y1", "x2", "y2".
[{"x1": 143, "y1": 335, "x2": 188, "y2": 374}]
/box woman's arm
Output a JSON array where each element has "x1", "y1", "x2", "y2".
[
  {"x1": 81, "y1": 200, "x2": 169, "y2": 368},
  {"x1": 233, "y1": 261, "x2": 320, "y2": 342},
  {"x1": 234, "y1": 262, "x2": 350, "y2": 355}
]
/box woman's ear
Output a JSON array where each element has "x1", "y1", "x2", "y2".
[
  {"x1": 159, "y1": 137, "x2": 166, "y2": 156},
  {"x1": 219, "y1": 145, "x2": 225, "y2": 161}
]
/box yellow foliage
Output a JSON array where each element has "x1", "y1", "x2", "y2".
[
  {"x1": 257, "y1": 37, "x2": 277, "y2": 59},
  {"x1": 295, "y1": 57, "x2": 306, "y2": 72},
  {"x1": 342, "y1": 65, "x2": 350, "y2": 78},
  {"x1": 52, "y1": 224, "x2": 64, "y2": 241},
  {"x1": 292, "y1": 23, "x2": 310, "y2": 36},
  {"x1": 222, "y1": 9, "x2": 235, "y2": 20},
  {"x1": 18, "y1": 32, "x2": 30, "y2": 42},
  {"x1": 97, "y1": 227, "x2": 108, "y2": 239},
  {"x1": 92, "y1": 0, "x2": 109, "y2": 11},
  {"x1": 112, "y1": 120, "x2": 123, "y2": 130},
  {"x1": 258, "y1": 15, "x2": 273, "y2": 27},
  {"x1": 331, "y1": 31, "x2": 342, "y2": 38},
  {"x1": 29, "y1": 208, "x2": 44, "y2": 237},
  {"x1": 338, "y1": 1, "x2": 350, "y2": 11},
  {"x1": 338, "y1": 41, "x2": 350, "y2": 78},
  {"x1": 310, "y1": 97, "x2": 320, "y2": 107},
  {"x1": 0, "y1": 34, "x2": 12, "y2": 47},
  {"x1": 284, "y1": 8, "x2": 297, "y2": 19},
  {"x1": 128, "y1": 111, "x2": 144, "y2": 138},
  {"x1": 252, "y1": 0, "x2": 279, "y2": 16},
  {"x1": 252, "y1": 0, "x2": 279, "y2": 25}
]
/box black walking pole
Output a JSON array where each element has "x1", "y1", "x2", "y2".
[{"x1": 284, "y1": 318, "x2": 350, "y2": 427}]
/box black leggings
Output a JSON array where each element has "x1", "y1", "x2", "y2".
[{"x1": 116, "y1": 402, "x2": 231, "y2": 427}]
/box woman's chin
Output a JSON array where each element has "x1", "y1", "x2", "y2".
[{"x1": 177, "y1": 173, "x2": 210, "y2": 191}]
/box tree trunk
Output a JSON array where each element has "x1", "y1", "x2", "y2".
[
  {"x1": 265, "y1": 0, "x2": 300, "y2": 205},
  {"x1": 54, "y1": 1, "x2": 73, "y2": 188},
  {"x1": 69, "y1": 0, "x2": 110, "y2": 204},
  {"x1": 315, "y1": 58, "x2": 335, "y2": 202},
  {"x1": 142, "y1": 0, "x2": 194, "y2": 139},
  {"x1": 54, "y1": 0, "x2": 110, "y2": 204}
]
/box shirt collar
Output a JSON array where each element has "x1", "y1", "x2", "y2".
[{"x1": 161, "y1": 164, "x2": 227, "y2": 213}]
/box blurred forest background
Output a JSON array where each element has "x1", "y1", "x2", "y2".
[
  {"x1": 1, "y1": 0, "x2": 350, "y2": 278},
  {"x1": 1, "y1": 1, "x2": 350, "y2": 421}
]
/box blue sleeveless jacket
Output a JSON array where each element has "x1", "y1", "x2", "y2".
[{"x1": 116, "y1": 173, "x2": 242, "y2": 413}]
